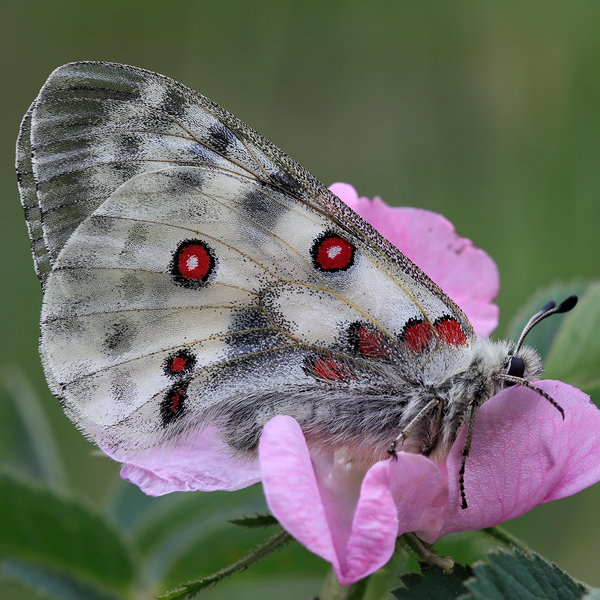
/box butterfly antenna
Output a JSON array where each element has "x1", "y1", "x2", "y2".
[{"x1": 513, "y1": 295, "x2": 578, "y2": 356}]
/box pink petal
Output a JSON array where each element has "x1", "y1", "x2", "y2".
[
  {"x1": 385, "y1": 453, "x2": 448, "y2": 541},
  {"x1": 437, "y1": 381, "x2": 600, "y2": 539},
  {"x1": 103, "y1": 426, "x2": 261, "y2": 496},
  {"x1": 329, "y1": 183, "x2": 499, "y2": 337},
  {"x1": 259, "y1": 416, "x2": 448, "y2": 585}
]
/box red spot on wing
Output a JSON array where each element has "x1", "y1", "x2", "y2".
[
  {"x1": 404, "y1": 321, "x2": 433, "y2": 354},
  {"x1": 164, "y1": 349, "x2": 197, "y2": 378},
  {"x1": 356, "y1": 326, "x2": 394, "y2": 360},
  {"x1": 313, "y1": 234, "x2": 355, "y2": 272},
  {"x1": 176, "y1": 241, "x2": 214, "y2": 281},
  {"x1": 169, "y1": 388, "x2": 182, "y2": 412},
  {"x1": 170, "y1": 356, "x2": 188, "y2": 373},
  {"x1": 436, "y1": 318, "x2": 467, "y2": 346},
  {"x1": 314, "y1": 357, "x2": 355, "y2": 381}
]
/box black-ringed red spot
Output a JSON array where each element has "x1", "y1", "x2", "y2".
[
  {"x1": 311, "y1": 232, "x2": 355, "y2": 272},
  {"x1": 305, "y1": 356, "x2": 356, "y2": 382},
  {"x1": 160, "y1": 381, "x2": 189, "y2": 426},
  {"x1": 435, "y1": 317, "x2": 467, "y2": 347},
  {"x1": 171, "y1": 239, "x2": 215, "y2": 289},
  {"x1": 402, "y1": 319, "x2": 433, "y2": 354},
  {"x1": 348, "y1": 322, "x2": 397, "y2": 361},
  {"x1": 163, "y1": 349, "x2": 197, "y2": 378}
]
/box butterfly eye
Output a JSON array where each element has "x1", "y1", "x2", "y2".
[
  {"x1": 311, "y1": 232, "x2": 355, "y2": 272},
  {"x1": 506, "y1": 356, "x2": 525, "y2": 381}
]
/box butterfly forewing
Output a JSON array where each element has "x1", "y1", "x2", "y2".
[{"x1": 20, "y1": 62, "x2": 476, "y2": 455}]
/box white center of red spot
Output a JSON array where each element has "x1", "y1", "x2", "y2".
[
  {"x1": 186, "y1": 255, "x2": 199, "y2": 270},
  {"x1": 327, "y1": 245, "x2": 342, "y2": 259}
]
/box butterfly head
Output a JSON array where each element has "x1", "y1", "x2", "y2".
[{"x1": 497, "y1": 295, "x2": 577, "y2": 388}]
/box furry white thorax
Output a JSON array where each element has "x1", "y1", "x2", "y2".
[{"x1": 423, "y1": 337, "x2": 544, "y2": 463}]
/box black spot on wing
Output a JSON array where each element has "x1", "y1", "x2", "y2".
[
  {"x1": 159, "y1": 87, "x2": 190, "y2": 119},
  {"x1": 240, "y1": 189, "x2": 282, "y2": 229},
  {"x1": 116, "y1": 133, "x2": 142, "y2": 160},
  {"x1": 110, "y1": 376, "x2": 137, "y2": 407},
  {"x1": 104, "y1": 319, "x2": 137, "y2": 356},
  {"x1": 171, "y1": 168, "x2": 205, "y2": 191},
  {"x1": 208, "y1": 123, "x2": 235, "y2": 155},
  {"x1": 222, "y1": 329, "x2": 290, "y2": 359},
  {"x1": 160, "y1": 380, "x2": 188, "y2": 426},
  {"x1": 227, "y1": 308, "x2": 273, "y2": 333},
  {"x1": 110, "y1": 160, "x2": 143, "y2": 182},
  {"x1": 60, "y1": 85, "x2": 140, "y2": 103}
]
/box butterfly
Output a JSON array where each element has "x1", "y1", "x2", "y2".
[{"x1": 17, "y1": 62, "x2": 576, "y2": 508}]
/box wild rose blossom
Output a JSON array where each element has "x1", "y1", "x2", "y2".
[{"x1": 114, "y1": 183, "x2": 600, "y2": 586}]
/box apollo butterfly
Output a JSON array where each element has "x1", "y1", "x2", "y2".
[{"x1": 17, "y1": 62, "x2": 576, "y2": 508}]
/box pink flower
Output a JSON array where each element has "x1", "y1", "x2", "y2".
[{"x1": 260, "y1": 381, "x2": 600, "y2": 585}]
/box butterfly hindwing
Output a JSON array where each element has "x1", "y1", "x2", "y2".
[{"x1": 20, "y1": 62, "x2": 476, "y2": 456}]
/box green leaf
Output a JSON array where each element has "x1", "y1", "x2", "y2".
[
  {"x1": 391, "y1": 563, "x2": 473, "y2": 599},
  {"x1": 462, "y1": 549, "x2": 588, "y2": 600},
  {"x1": 0, "y1": 367, "x2": 68, "y2": 488},
  {"x1": 113, "y1": 482, "x2": 326, "y2": 594},
  {"x1": 504, "y1": 282, "x2": 590, "y2": 360},
  {"x1": 1, "y1": 560, "x2": 123, "y2": 600},
  {"x1": 544, "y1": 282, "x2": 600, "y2": 396},
  {"x1": 156, "y1": 529, "x2": 292, "y2": 600},
  {"x1": 106, "y1": 476, "x2": 164, "y2": 532},
  {"x1": 126, "y1": 484, "x2": 267, "y2": 556},
  {"x1": 0, "y1": 471, "x2": 134, "y2": 596},
  {"x1": 228, "y1": 514, "x2": 279, "y2": 529},
  {"x1": 127, "y1": 484, "x2": 268, "y2": 588}
]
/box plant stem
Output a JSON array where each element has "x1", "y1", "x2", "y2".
[
  {"x1": 319, "y1": 569, "x2": 370, "y2": 600},
  {"x1": 399, "y1": 533, "x2": 454, "y2": 572},
  {"x1": 481, "y1": 525, "x2": 532, "y2": 554}
]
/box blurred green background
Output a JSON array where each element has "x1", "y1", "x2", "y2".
[{"x1": 1, "y1": 1, "x2": 600, "y2": 598}]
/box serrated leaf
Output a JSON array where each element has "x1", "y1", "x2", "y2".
[
  {"x1": 391, "y1": 563, "x2": 473, "y2": 600},
  {"x1": 0, "y1": 471, "x2": 134, "y2": 595},
  {"x1": 545, "y1": 282, "x2": 600, "y2": 395},
  {"x1": 1, "y1": 560, "x2": 122, "y2": 600},
  {"x1": 228, "y1": 514, "x2": 279, "y2": 529},
  {"x1": 156, "y1": 529, "x2": 292, "y2": 600},
  {"x1": 463, "y1": 549, "x2": 587, "y2": 600},
  {"x1": 504, "y1": 282, "x2": 590, "y2": 360}
]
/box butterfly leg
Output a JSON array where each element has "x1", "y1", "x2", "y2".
[
  {"x1": 387, "y1": 397, "x2": 443, "y2": 456},
  {"x1": 458, "y1": 401, "x2": 478, "y2": 510}
]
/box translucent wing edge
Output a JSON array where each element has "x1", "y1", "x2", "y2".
[{"x1": 16, "y1": 102, "x2": 52, "y2": 284}]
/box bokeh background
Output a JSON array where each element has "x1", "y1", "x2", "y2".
[{"x1": 1, "y1": 1, "x2": 600, "y2": 598}]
